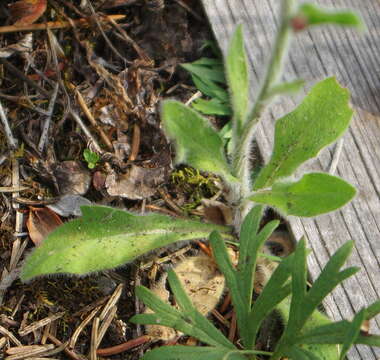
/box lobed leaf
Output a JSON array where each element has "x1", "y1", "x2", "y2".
[
  {"x1": 247, "y1": 255, "x2": 294, "y2": 347},
  {"x1": 249, "y1": 173, "x2": 356, "y2": 217},
  {"x1": 275, "y1": 297, "x2": 340, "y2": 360},
  {"x1": 304, "y1": 241, "x2": 359, "y2": 324},
  {"x1": 132, "y1": 269, "x2": 234, "y2": 349},
  {"x1": 166, "y1": 270, "x2": 234, "y2": 349},
  {"x1": 238, "y1": 215, "x2": 279, "y2": 310},
  {"x1": 161, "y1": 100, "x2": 235, "y2": 182},
  {"x1": 339, "y1": 309, "x2": 366, "y2": 360},
  {"x1": 209, "y1": 231, "x2": 248, "y2": 343},
  {"x1": 21, "y1": 205, "x2": 231, "y2": 281},
  {"x1": 365, "y1": 300, "x2": 380, "y2": 320},
  {"x1": 253, "y1": 77, "x2": 354, "y2": 190}
]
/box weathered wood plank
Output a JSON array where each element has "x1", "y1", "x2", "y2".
[{"x1": 202, "y1": 0, "x2": 380, "y2": 358}]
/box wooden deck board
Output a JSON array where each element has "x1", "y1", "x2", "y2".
[{"x1": 202, "y1": 1, "x2": 380, "y2": 358}]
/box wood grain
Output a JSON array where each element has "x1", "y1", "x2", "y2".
[{"x1": 202, "y1": 0, "x2": 380, "y2": 358}]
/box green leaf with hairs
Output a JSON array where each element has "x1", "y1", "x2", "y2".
[
  {"x1": 250, "y1": 173, "x2": 356, "y2": 217},
  {"x1": 192, "y1": 98, "x2": 232, "y2": 116},
  {"x1": 162, "y1": 100, "x2": 236, "y2": 182},
  {"x1": 141, "y1": 346, "x2": 247, "y2": 360},
  {"x1": 21, "y1": 205, "x2": 231, "y2": 281},
  {"x1": 226, "y1": 25, "x2": 249, "y2": 132},
  {"x1": 265, "y1": 79, "x2": 305, "y2": 100},
  {"x1": 298, "y1": 4, "x2": 364, "y2": 29},
  {"x1": 253, "y1": 78, "x2": 354, "y2": 190}
]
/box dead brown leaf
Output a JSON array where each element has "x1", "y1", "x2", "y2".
[
  {"x1": 105, "y1": 165, "x2": 167, "y2": 200},
  {"x1": 26, "y1": 207, "x2": 62, "y2": 246},
  {"x1": 53, "y1": 161, "x2": 91, "y2": 196},
  {"x1": 9, "y1": 0, "x2": 47, "y2": 26}
]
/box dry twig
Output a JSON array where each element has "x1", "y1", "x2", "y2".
[
  {"x1": 0, "y1": 15, "x2": 126, "y2": 34},
  {"x1": 75, "y1": 89, "x2": 113, "y2": 151},
  {"x1": 0, "y1": 101, "x2": 17, "y2": 150},
  {"x1": 38, "y1": 83, "x2": 59, "y2": 153},
  {"x1": 90, "y1": 317, "x2": 99, "y2": 360},
  {"x1": 47, "y1": 334, "x2": 86, "y2": 360},
  {"x1": 69, "y1": 307, "x2": 101, "y2": 349},
  {"x1": 0, "y1": 325, "x2": 22, "y2": 347},
  {"x1": 18, "y1": 313, "x2": 65, "y2": 337},
  {"x1": 96, "y1": 305, "x2": 117, "y2": 347},
  {"x1": 99, "y1": 284, "x2": 123, "y2": 321},
  {"x1": 96, "y1": 335, "x2": 151, "y2": 356}
]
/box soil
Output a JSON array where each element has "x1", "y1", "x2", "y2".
[{"x1": 0, "y1": 1, "x2": 290, "y2": 359}]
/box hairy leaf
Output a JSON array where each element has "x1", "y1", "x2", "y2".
[
  {"x1": 249, "y1": 173, "x2": 356, "y2": 217},
  {"x1": 162, "y1": 100, "x2": 235, "y2": 181},
  {"x1": 21, "y1": 205, "x2": 230, "y2": 281},
  {"x1": 192, "y1": 98, "x2": 232, "y2": 116},
  {"x1": 253, "y1": 78, "x2": 353, "y2": 190},
  {"x1": 265, "y1": 79, "x2": 305, "y2": 100},
  {"x1": 192, "y1": 75, "x2": 229, "y2": 102},
  {"x1": 226, "y1": 25, "x2": 249, "y2": 131},
  {"x1": 141, "y1": 345, "x2": 247, "y2": 360},
  {"x1": 181, "y1": 58, "x2": 225, "y2": 84},
  {"x1": 298, "y1": 3, "x2": 364, "y2": 29}
]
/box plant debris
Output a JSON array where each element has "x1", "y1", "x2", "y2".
[
  {"x1": 0, "y1": 0, "x2": 298, "y2": 358},
  {"x1": 0, "y1": 0, "x2": 217, "y2": 357}
]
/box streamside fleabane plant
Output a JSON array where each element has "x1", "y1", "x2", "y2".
[{"x1": 20, "y1": 1, "x2": 380, "y2": 358}]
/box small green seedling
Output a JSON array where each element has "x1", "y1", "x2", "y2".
[
  {"x1": 83, "y1": 148, "x2": 100, "y2": 169},
  {"x1": 20, "y1": 1, "x2": 379, "y2": 359}
]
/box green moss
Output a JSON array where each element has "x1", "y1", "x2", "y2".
[{"x1": 170, "y1": 167, "x2": 219, "y2": 212}]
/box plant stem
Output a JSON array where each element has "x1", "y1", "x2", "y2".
[{"x1": 233, "y1": 0, "x2": 297, "y2": 209}]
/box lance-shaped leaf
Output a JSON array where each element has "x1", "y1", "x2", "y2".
[
  {"x1": 253, "y1": 77, "x2": 353, "y2": 190},
  {"x1": 339, "y1": 309, "x2": 366, "y2": 360},
  {"x1": 298, "y1": 4, "x2": 364, "y2": 29},
  {"x1": 265, "y1": 79, "x2": 305, "y2": 100},
  {"x1": 141, "y1": 346, "x2": 247, "y2": 360},
  {"x1": 192, "y1": 98, "x2": 232, "y2": 116},
  {"x1": 181, "y1": 58, "x2": 226, "y2": 85},
  {"x1": 226, "y1": 25, "x2": 249, "y2": 132},
  {"x1": 132, "y1": 269, "x2": 234, "y2": 349},
  {"x1": 249, "y1": 173, "x2": 356, "y2": 217},
  {"x1": 21, "y1": 205, "x2": 231, "y2": 281},
  {"x1": 161, "y1": 100, "x2": 235, "y2": 182}
]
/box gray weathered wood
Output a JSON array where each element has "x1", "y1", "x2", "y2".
[{"x1": 202, "y1": 0, "x2": 380, "y2": 358}]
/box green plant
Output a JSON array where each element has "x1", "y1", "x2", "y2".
[
  {"x1": 83, "y1": 148, "x2": 100, "y2": 169},
  {"x1": 20, "y1": 1, "x2": 379, "y2": 359},
  {"x1": 131, "y1": 207, "x2": 380, "y2": 359},
  {"x1": 182, "y1": 56, "x2": 231, "y2": 116}
]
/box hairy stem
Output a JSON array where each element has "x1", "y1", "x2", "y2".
[{"x1": 233, "y1": 0, "x2": 297, "y2": 213}]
